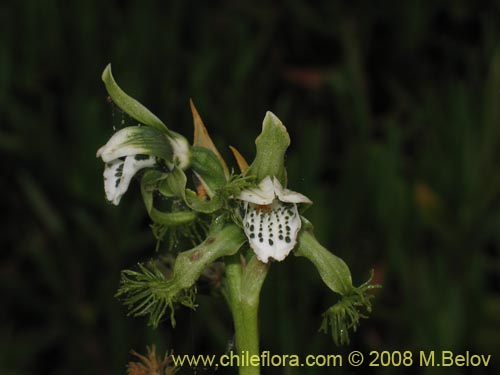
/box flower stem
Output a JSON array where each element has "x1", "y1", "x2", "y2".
[{"x1": 224, "y1": 254, "x2": 270, "y2": 375}]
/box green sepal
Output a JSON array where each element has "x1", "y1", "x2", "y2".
[
  {"x1": 141, "y1": 170, "x2": 196, "y2": 227},
  {"x1": 191, "y1": 146, "x2": 228, "y2": 197},
  {"x1": 158, "y1": 166, "x2": 187, "y2": 199},
  {"x1": 140, "y1": 169, "x2": 166, "y2": 207},
  {"x1": 156, "y1": 166, "x2": 223, "y2": 214},
  {"x1": 102, "y1": 64, "x2": 168, "y2": 133},
  {"x1": 294, "y1": 218, "x2": 353, "y2": 296},
  {"x1": 185, "y1": 189, "x2": 223, "y2": 213},
  {"x1": 246, "y1": 112, "x2": 290, "y2": 185}
]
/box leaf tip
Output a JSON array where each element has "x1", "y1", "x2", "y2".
[
  {"x1": 102, "y1": 63, "x2": 112, "y2": 83},
  {"x1": 229, "y1": 145, "x2": 249, "y2": 174}
]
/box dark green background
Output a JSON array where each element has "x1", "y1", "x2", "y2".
[{"x1": 2, "y1": 1, "x2": 500, "y2": 374}]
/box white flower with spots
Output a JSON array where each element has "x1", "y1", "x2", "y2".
[
  {"x1": 96, "y1": 126, "x2": 190, "y2": 205},
  {"x1": 238, "y1": 176, "x2": 312, "y2": 263}
]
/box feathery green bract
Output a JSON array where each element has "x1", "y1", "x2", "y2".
[{"x1": 319, "y1": 271, "x2": 380, "y2": 346}]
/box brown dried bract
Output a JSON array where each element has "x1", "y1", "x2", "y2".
[{"x1": 127, "y1": 345, "x2": 178, "y2": 375}]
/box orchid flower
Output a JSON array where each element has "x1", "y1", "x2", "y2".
[
  {"x1": 98, "y1": 64, "x2": 379, "y2": 375},
  {"x1": 96, "y1": 64, "x2": 190, "y2": 205},
  {"x1": 238, "y1": 175, "x2": 311, "y2": 262}
]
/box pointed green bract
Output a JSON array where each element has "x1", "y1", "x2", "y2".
[
  {"x1": 102, "y1": 64, "x2": 168, "y2": 132},
  {"x1": 246, "y1": 112, "x2": 290, "y2": 185}
]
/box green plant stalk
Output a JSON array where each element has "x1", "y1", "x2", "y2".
[{"x1": 224, "y1": 254, "x2": 270, "y2": 375}]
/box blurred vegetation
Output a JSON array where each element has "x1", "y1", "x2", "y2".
[{"x1": 2, "y1": 0, "x2": 500, "y2": 374}]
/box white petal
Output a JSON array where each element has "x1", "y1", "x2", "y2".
[
  {"x1": 103, "y1": 159, "x2": 125, "y2": 205},
  {"x1": 238, "y1": 176, "x2": 275, "y2": 205},
  {"x1": 103, "y1": 155, "x2": 156, "y2": 205},
  {"x1": 96, "y1": 127, "x2": 150, "y2": 163},
  {"x1": 170, "y1": 136, "x2": 191, "y2": 169},
  {"x1": 272, "y1": 177, "x2": 312, "y2": 204},
  {"x1": 242, "y1": 200, "x2": 302, "y2": 263}
]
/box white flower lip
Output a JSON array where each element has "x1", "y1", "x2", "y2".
[
  {"x1": 103, "y1": 155, "x2": 156, "y2": 205},
  {"x1": 238, "y1": 176, "x2": 312, "y2": 263}
]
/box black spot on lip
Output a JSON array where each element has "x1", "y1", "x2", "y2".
[
  {"x1": 285, "y1": 236, "x2": 291, "y2": 243},
  {"x1": 259, "y1": 238, "x2": 263, "y2": 243},
  {"x1": 134, "y1": 154, "x2": 150, "y2": 160},
  {"x1": 250, "y1": 225, "x2": 254, "y2": 231},
  {"x1": 279, "y1": 235, "x2": 283, "y2": 240},
  {"x1": 269, "y1": 239, "x2": 274, "y2": 245},
  {"x1": 250, "y1": 233, "x2": 255, "y2": 239}
]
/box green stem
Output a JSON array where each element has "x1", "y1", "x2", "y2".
[{"x1": 224, "y1": 254, "x2": 270, "y2": 375}]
